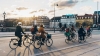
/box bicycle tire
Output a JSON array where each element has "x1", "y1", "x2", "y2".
[
  {"x1": 9, "y1": 39, "x2": 18, "y2": 49},
  {"x1": 46, "y1": 38, "x2": 53, "y2": 47},
  {"x1": 23, "y1": 37, "x2": 31, "y2": 47},
  {"x1": 34, "y1": 40, "x2": 41, "y2": 49}
]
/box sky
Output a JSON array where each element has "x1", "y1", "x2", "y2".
[{"x1": 0, "y1": 0, "x2": 100, "y2": 20}]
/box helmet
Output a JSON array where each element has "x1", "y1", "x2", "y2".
[{"x1": 17, "y1": 22, "x2": 22, "y2": 26}]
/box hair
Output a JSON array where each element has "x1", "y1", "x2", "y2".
[{"x1": 40, "y1": 24, "x2": 43, "y2": 27}]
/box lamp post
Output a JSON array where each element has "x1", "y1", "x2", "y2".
[
  {"x1": 54, "y1": 3, "x2": 58, "y2": 33},
  {"x1": 97, "y1": 1, "x2": 99, "y2": 25},
  {"x1": 54, "y1": 3, "x2": 55, "y2": 33},
  {"x1": 3, "y1": 11, "x2": 6, "y2": 27}
]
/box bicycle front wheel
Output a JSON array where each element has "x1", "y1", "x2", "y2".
[
  {"x1": 9, "y1": 39, "x2": 18, "y2": 49},
  {"x1": 23, "y1": 38, "x2": 31, "y2": 47},
  {"x1": 46, "y1": 38, "x2": 53, "y2": 47}
]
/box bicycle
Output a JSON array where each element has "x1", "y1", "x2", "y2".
[
  {"x1": 78, "y1": 35, "x2": 86, "y2": 43},
  {"x1": 34, "y1": 34, "x2": 53, "y2": 49},
  {"x1": 86, "y1": 32, "x2": 92, "y2": 38},
  {"x1": 9, "y1": 34, "x2": 31, "y2": 49},
  {"x1": 65, "y1": 33, "x2": 77, "y2": 43}
]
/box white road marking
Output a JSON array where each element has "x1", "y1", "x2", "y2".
[{"x1": 35, "y1": 40, "x2": 100, "y2": 56}]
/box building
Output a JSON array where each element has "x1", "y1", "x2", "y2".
[
  {"x1": 93, "y1": 11, "x2": 100, "y2": 24},
  {"x1": 50, "y1": 16, "x2": 61, "y2": 28},
  {"x1": 61, "y1": 14, "x2": 77, "y2": 27},
  {"x1": 77, "y1": 14, "x2": 93, "y2": 24},
  {"x1": 36, "y1": 16, "x2": 50, "y2": 28},
  {"x1": 76, "y1": 14, "x2": 93, "y2": 27}
]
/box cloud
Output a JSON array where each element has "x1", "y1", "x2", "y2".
[
  {"x1": 30, "y1": 11, "x2": 37, "y2": 14},
  {"x1": 80, "y1": 6, "x2": 92, "y2": 12},
  {"x1": 48, "y1": 10, "x2": 54, "y2": 13},
  {"x1": 16, "y1": 7, "x2": 28, "y2": 10},
  {"x1": 6, "y1": 13, "x2": 12, "y2": 15},
  {"x1": 93, "y1": 0, "x2": 100, "y2": 2},
  {"x1": 49, "y1": 0, "x2": 78, "y2": 10},
  {"x1": 38, "y1": 9, "x2": 45, "y2": 12}
]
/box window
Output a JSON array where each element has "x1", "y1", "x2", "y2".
[
  {"x1": 95, "y1": 16, "x2": 96, "y2": 18},
  {"x1": 85, "y1": 17, "x2": 87, "y2": 19},
  {"x1": 88, "y1": 17, "x2": 89, "y2": 19}
]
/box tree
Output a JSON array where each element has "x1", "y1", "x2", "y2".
[
  {"x1": 76, "y1": 22, "x2": 81, "y2": 27},
  {"x1": 58, "y1": 22, "x2": 62, "y2": 28},
  {"x1": 82, "y1": 22, "x2": 87, "y2": 27}
]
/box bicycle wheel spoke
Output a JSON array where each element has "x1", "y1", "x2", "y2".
[
  {"x1": 9, "y1": 39, "x2": 18, "y2": 49},
  {"x1": 46, "y1": 39, "x2": 53, "y2": 47}
]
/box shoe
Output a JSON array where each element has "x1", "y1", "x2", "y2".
[
  {"x1": 19, "y1": 45, "x2": 22, "y2": 47},
  {"x1": 67, "y1": 39, "x2": 71, "y2": 41},
  {"x1": 41, "y1": 43, "x2": 44, "y2": 45}
]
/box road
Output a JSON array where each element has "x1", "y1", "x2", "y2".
[{"x1": 0, "y1": 30, "x2": 100, "y2": 56}]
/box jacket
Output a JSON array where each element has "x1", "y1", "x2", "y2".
[
  {"x1": 15, "y1": 26, "x2": 25, "y2": 36},
  {"x1": 38, "y1": 27, "x2": 46, "y2": 38}
]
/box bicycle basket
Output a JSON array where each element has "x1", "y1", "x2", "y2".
[{"x1": 47, "y1": 34, "x2": 51, "y2": 39}]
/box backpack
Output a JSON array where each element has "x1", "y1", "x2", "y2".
[{"x1": 31, "y1": 27, "x2": 34, "y2": 32}]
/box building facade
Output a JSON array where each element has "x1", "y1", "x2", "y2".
[
  {"x1": 36, "y1": 16, "x2": 50, "y2": 28},
  {"x1": 61, "y1": 14, "x2": 77, "y2": 27},
  {"x1": 76, "y1": 14, "x2": 93, "y2": 27},
  {"x1": 50, "y1": 16, "x2": 61, "y2": 28},
  {"x1": 93, "y1": 11, "x2": 100, "y2": 24}
]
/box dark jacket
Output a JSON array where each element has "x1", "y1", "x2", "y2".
[
  {"x1": 15, "y1": 26, "x2": 25, "y2": 36},
  {"x1": 78, "y1": 28, "x2": 86, "y2": 36},
  {"x1": 31, "y1": 27, "x2": 38, "y2": 34}
]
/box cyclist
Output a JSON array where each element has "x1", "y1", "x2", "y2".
[
  {"x1": 38, "y1": 24, "x2": 48, "y2": 45},
  {"x1": 31, "y1": 25, "x2": 38, "y2": 41},
  {"x1": 70, "y1": 25, "x2": 76, "y2": 38},
  {"x1": 15, "y1": 22, "x2": 26, "y2": 47},
  {"x1": 86, "y1": 26, "x2": 92, "y2": 36},
  {"x1": 65, "y1": 28, "x2": 71, "y2": 41},
  {"x1": 78, "y1": 26, "x2": 86, "y2": 40}
]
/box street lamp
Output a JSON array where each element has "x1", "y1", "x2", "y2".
[
  {"x1": 3, "y1": 11, "x2": 6, "y2": 27},
  {"x1": 97, "y1": 1, "x2": 99, "y2": 24},
  {"x1": 54, "y1": 3, "x2": 58, "y2": 33},
  {"x1": 54, "y1": 4, "x2": 55, "y2": 33}
]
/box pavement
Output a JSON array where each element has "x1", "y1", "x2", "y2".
[
  {"x1": 0, "y1": 31, "x2": 63, "y2": 37},
  {"x1": 0, "y1": 30, "x2": 100, "y2": 56},
  {"x1": 0, "y1": 30, "x2": 100, "y2": 37}
]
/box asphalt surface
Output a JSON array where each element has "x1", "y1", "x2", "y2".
[{"x1": 0, "y1": 30, "x2": 100, "y2": 56}]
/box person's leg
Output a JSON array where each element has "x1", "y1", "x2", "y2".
[
  {"x1": 67, "y1": 36, "x2": 70, "y2": 40},
  {"x1": 83, "y1": 35, "x2": 85, "y2": 40},
  {"x1": 18, "y1": 35, "x2": 22, "y2": 46},
  {"x1": 32, "y1": 34, "x2": 34, "y2": 41}
]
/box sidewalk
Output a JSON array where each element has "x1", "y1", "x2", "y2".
[{"x1": 0, "y1": 31, "x2": 63, "y2": 37}]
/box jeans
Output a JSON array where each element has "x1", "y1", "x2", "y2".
[{"x1": 17, "y1": 35, "x2": 22, "y2": 46}]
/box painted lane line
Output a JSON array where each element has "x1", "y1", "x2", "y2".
[{"x1": 35, "y1": 40, "x2": 100, "y2": 56}]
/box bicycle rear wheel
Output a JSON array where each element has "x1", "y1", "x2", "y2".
[
  {"x1": 34, "y1": 40, "x2": 41, "y2": 49},
  {"x1": 46, "y1": 38, "x2": 53, "y2": 47},
  {"x1": 23, "y1": 38, "x2": 31, "y2": 47},
  {"x1": 9, "y1": 39, "x2": 18, "y2": 49}
]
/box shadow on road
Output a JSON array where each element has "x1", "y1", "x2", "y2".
[
  {"x1": 23, "y1": 45, "x2": 32, "y2": 56},
  {"x1": 7, "y1": 49, "x2": 16, "y2": 56}
]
